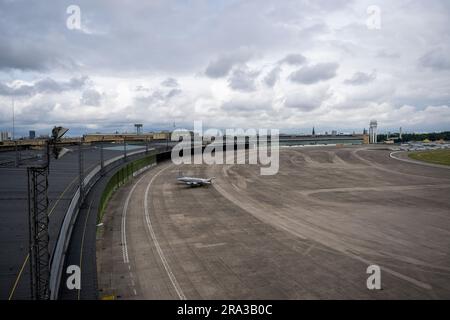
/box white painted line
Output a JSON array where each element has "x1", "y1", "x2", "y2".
[
  {"x1": 144, "y1": 165, "x2": 187, "y2": 300},
  {"x1": 390, "y1": 151, "x2": 450, "y2": 169},
  {"x1": 346, "y1": 251, "x2": 433, "y2": 291},
  {"x1": 194, "y1": 242, "x2": 227, "y2": 249},
  {"x1": 122, "y1": 173, "x2": 148, "y2": 264}
]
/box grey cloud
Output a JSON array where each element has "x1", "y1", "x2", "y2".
[
  {"x1": 419, "y1": 48, "x2": 450, "y2": 70},
  {"x1": 205, "y1": 48, "x2": 253, "y2": 78},
  {"x1": 284, "y1": 86, "x2": 330, "y2": 112},
  {"x1": 227, "y1": 66, "x2": 260, "y2": 92},
  {"x1": 81, "y1": 89, "x2": 102, "y2": 106},
  {"x1": 135, "y1": 87, "x2": 181, "y2": 106},
  {"x1": 279, "y1": 54, "x2": 306, "y2": 66},
  {"x1": 166, "y1": 88, "x2": 182, "y2": 99},
  {"x1": 161, "y1": 78, "x2": 179, "y2": 88},
  {"x1": 135, "y1": 91, "x2": 165, "y2": 105},
  {"x1": 135, "y1": 85, "x2": 150, "y2": 92},
  {"x1": 0, "y1": 2, "x2": 79, "y2": 72},
  {"x1": 284, "y1": 96, "x2": 321, "y2": 112},
  {"x1": 0, "y1": 82, "x2": 32, "y2": 96},
  {"x1": 0, "y1": 76, "x2": 88, "y2": 96},
  {"x1": 264, "y1": 66, "x2": 281, "y2": 87},
  {"x1": 289, "y1": 63, "x2": 338, "y2": 84},
  {"x1": 0, "y1": 40, "x2": 49, "y2": 71},
  {"x1": 221, "y1": 99, "x2": 273, "y2": 116},
  {"x1": 376, "y1": 50, "x2": 400, "y2": 59},
  {"x1": 344, "y1": 71, "x2": 376, "y2": 85}
]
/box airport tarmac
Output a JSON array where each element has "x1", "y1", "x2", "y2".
[{"x1": 97, "y1": 146, "x2": 450, "y2": 299}]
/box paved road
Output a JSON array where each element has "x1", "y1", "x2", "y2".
[
  {"x1": 97, "y1": 146, "x2": 450, "y2": 299},
  {"x1": 0, "y1": 142, "x2": 172, "y2": 300}
]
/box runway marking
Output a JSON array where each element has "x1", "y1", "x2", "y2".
[
  {"x1": 352, "y1": 148, "x2": 448, "y2": 180},
  {"x1": 194, "y1": 242, "x2": 227, "y2": 249},
  {"x1": 144, "y1": 165, "x2": 186, "y2": 300},
  {"x1": 390, "y1": 151, "x2": 450, "y2": 170},
  {"x1": 7, "y1": 255, "x2": 29, "y2": 300},
  {"x1": 299, "y1": 184, "x2": 450, "y2": 196},
  {"x1": 121, "y1": 173, "x2": 148, "y2": 263},
  {"x1": 78, "y1": 198, "x2": 94, "y2": 300},
  {"x1": 303, "y1": 244, "x2": 315, "y2": 256},
  {"x1": 346, "y1": 251, "x2": 433, "y2": 291}
]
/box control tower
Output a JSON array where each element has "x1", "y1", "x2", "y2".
[{"x1": 369, "y1": 120, "x2": 377, "y2": 144}]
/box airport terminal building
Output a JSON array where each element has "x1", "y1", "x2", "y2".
[{"x1": 279, "y1": 134, "x2": 369, "y2": 146}]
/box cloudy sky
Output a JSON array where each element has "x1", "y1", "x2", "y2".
[{"x1": 0, "y1": 0, "x2": 449, "y2": 136}]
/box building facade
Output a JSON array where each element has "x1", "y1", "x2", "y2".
[{"x1": 0, "y1": 131, "x2": 10, "y2": 142}]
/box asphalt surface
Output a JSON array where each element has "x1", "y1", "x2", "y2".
[
  {"x1": 0, "y1": 141, "x2": 173, "y2": 300},
  {"x1": 97, "y1": 146, "x2": 450, "y2": 299}
]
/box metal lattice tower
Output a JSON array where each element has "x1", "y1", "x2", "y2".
[
  {"x1": 100, "y1": 140, "x2": 105, "y2": 175},
  {"x1": 24, "y1": 126, "x2": 69, "y2": 300},
  {"x1": 27, "y1": 167, "x2": 50, "y2": 300}
]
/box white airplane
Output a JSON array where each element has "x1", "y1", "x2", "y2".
[{"x1": 177, "y1": 176, "x2": 215, "y2": 187}]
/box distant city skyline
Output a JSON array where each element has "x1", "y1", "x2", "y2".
[{"x1": 2, "y1": 123, "x2": 448, "y2": 140}]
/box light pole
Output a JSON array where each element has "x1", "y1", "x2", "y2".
[
  {"x1": 78, "y1": 138, "x2": 85, "y2": 206},
  {"x1": 100, "y1": 138, "x2": 105, "y2": 176},
  {"x1": 27, "y1": 126, "x2": 69, "y2": 299},
  {"x1": 15, "y1": 140, "x2": 19, "y2": 167},
  {"x1": 27, "y1": 165, "x2": 49, "y2": 300},
  {"x1": 166, "y1": 133, "x2": 169, "y2": 151},
  {"x1": 123, "y1": 137, "x2": 127, "y2": 161},
  {"x1": 12, "y1": 95, "x2": 15, "y2": 141}
]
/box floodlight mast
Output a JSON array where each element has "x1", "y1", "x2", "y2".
[
  {"x1": 27, "y1": 126, "x2": 68, "y2": 300},
  {"x1": 100, "y1": 138, "x2": 105, "y2": 176},
  {"x1": 78, "y1": 137, "x2": 85, "y2": 206}
]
